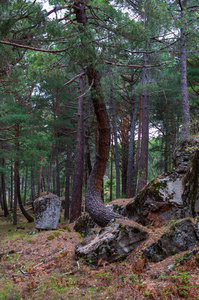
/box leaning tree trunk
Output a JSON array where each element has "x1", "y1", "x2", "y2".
[
  {"x1": 73, "y1": 0, "x2": 122, "y2": 226},
  {"x1": 85, "y1": 67, "x2": 122, "y2": 227}
]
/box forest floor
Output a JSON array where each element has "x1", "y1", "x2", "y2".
[{"x1": 0, "y1": 207, "x2": 199, "y2": 300}]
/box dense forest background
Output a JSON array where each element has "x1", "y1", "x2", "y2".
[{"x1": 0, "y1": 0, "x2": 199, "y2": 224}]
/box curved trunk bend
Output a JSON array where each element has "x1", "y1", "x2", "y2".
[{"x1": 85, "y1": 67, "x2": 122, "y2": 227}]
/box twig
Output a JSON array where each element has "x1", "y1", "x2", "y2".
[
  {"x1": 63, "y1": 71, "x2": 85, "y2": 86},
  {"x1": 19, "y1": 267, "x2": 28, "y2": 276}
]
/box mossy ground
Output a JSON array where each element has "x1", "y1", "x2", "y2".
[{"x1": 0, "y1": 207, "x2": 199, "y2": 300}]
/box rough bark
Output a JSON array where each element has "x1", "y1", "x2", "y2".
[
  {"x1": 23, "y1": 167, "x2": 28, "y2": 206},
  {"x1": 70, "y1": 74, "x2": 86, "y2": 223},
  {"x1": 179, "y1": 1, "x2": 190, "y2": 140},
  {"x1": 47, "y1": 91, "x2": 59, "y2": 194},
  {"x1": 38, "y1": 157, "x2": 43, "y2": 198},
  {"x1": 1, "y1": 157, "x2": 9, "y2": 217},
  {"x1": 16, "y1": 165, "x2": 34, "y2": 222},
  {"x1": 64, "y1": 146, "x2": 71, "y2": 220},
  {"x1": 121, "y1": 116, "x2": 129, "y2": 196},
  {"x1": 126, "y1": 96, "x2": 139, "y2": 198},
  {"x1": 73, "y1": 0, "x2": 121, "y2": 226},
  {"x1": 85, "y1": 67, "x2": 122, "y2": 227},
  {"x1": 110, "y1": 86, "x2": 120, "y2": 198},
  {"x1": 13, "y1": 124, "x2": 34, "y2": 224},
  {"x1": 137, "y1": 54, "x2": 149, "y2": 192}
]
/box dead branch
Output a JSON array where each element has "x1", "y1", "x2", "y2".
[{"x1": 0, "y1": 40, "x2": 68, "y2": 53}]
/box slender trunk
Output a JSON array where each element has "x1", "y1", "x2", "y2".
[
  {"x1": 10, "y1": 159, "x2": 13, "y2": 209},
  {"x1": 38, "y1": 157, "x2": 43, "y2": 197},
  {"x1": 137, "y1": 54, "x2": 149, "y2": 192},
  {"x1": 14, "y1": 124, "x2": 34, "y2": 223},
  {"x1": 47, "y1": 90, "x2": 59, "y2": 194},
  {"x1": 24, "y1": 167, "x2": 28, "y2": 206},
  {"x1": 180, "y1": 3, "x2": 190, "y2": 140},
  {"x1": 109, "y1": 137, "x2": 113, "y2": 202},
  {"x1": 1, "y1": 157, "x2": 9, "y2": 216},
  {"x1": 13, "y1": 124, "x2": 19, "y2": 225},
  {"x1": 64, "y1": 146, "x2": 71, "y2": 220},
  {"x1": 110, "y1": 86, "x2": 120, "y2": 198},
  {"x1": 30, "y1": 168, "x2": 35, "y2": 202},
  {"x1": 120, "y1": 116, "x2": 129, "y2": 196},
  {"x1": 70, "y1": 74, "x2": 86, "y2": 223},
  {"x1": 55, "y1": 137, "x2": 60, "y2": 196},
  {"x1": 126, "y1": 96, "x2": 139, "y2": 198},
  {"x1": 85, "y1": 128, "x2": 92, "y2": 185},
  {"x1": 16, "y1": 164, "x2": 34, "y2": 222},
  {"x1": 13, "y1": 160, "x2": 18, "y2": 225}
]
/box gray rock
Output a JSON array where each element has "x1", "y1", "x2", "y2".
[
  {"x1": 34, "y1": 194, "x2": 61, "y2": 230},
  {"x1": 143, "y1": 218, "x2": 198, "y2": 262},
  {"x1": 75, "y1": 219, "x2": 149, "y2": 264},
  {"x1": 126, "y1": 139, "x2": 199, "y2": 226},
  {"x1": 195, "y1": 216, "x2": 199, "y2": 239},
  {"x1": 74, "y1": 212, "x2": 96, "y2": 237}
]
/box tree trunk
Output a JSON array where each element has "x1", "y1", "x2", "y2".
[
  {"x1": 120, "y1": 116, "x2": 129, "y2": 196},
  {"x1": 73, "y1": 0, "x2": 121, "y2": 226},
  {"x1": 1, "y1": 157, "x2": 9, "y2": 216},
  {"x1": 70, "y1": 74, "x2": 86, "y2": 223},
  {"x1": 16, "y1": 164, "x2": 34, "y2": 222},
  {"x1": 126, "y1": 96, "x2": 139, "y2": 198},
  {"x1": 10, "y1": 159, "x2": 13, "y2": 209},
  {"x1": 64, "y1": 146, "x2": 71, "y2": 220},
  {"x1": 110, "y1": 85, "x2": 120, "y2": 198},
  {"x1": 137, "y1": 54, "x2": 149, "y2": 192},
  {"x1": 110, "y1": 137, "x2": 113, "y2": 202},
  {"x1": 24, "y1": 167, "x2": 28, "y2": 206},
  {"x1": 38, "y1": 157, "x2": 43, "y2": 198},
  {"x1": 85, "y1": 128, "x2": 92, "y2": 185},
  {"x1": 14, "y1": 124, "x2": 34, "y2": 223},
  {"x1": 30, "y1": 168, "x2": 35, "y2": 202},
  {"x1": 55, "y1": 136, "x2": 60, "y2": 196},
  {"x1": 85, "y1": 66, "x2": 121, "y2": 226},
  {"x1": 179, "y1": 2, "x2": 190, "y2": 140}
]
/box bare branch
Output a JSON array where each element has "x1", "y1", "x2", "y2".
[
  {"x1": 0, "y1": 137, "x2": 17, "y2": 142},
  {"x1": 0, "y1": 124, "x2": 16, "y2": 131},
  {"x1": 0, "y1": 40, "x2": 68, "y2": 53},
  {"x1": 63, "y1": 71, "x2": 85, "y2": 86},
  {"x1": 105, "y1": 61, "x2": 172, "y2": 68}
]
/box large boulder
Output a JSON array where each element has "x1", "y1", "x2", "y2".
[
  {"x1": 126, "y1": 138, "x2": 199, "y2": 226},
  {"x1": 143, "y1": 218, "x2": 198, "y2": 262},
  {"x1": 34, "y1": 194, "x2": 61, "y2": 230},
  {"x1": 75, "y1": 219, "x2": 149, "y2": 264}
]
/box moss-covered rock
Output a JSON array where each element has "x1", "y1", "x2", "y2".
[
  {"x1": 143, "y1": 218, "x2": 198, "y2": 262},
  {"x1": 74, "y1": 213, "x2": 96, "y2": 237},
  {"x1": 75, "y1": 219, "x2": 149, "y2": 264},
  {"x1": 126, "y1": 138, "x2": 199, "y2": 226}
]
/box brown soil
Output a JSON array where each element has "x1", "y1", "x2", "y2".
[{"x1": 0, "y1": 208, "x2": 199, "y2": 300}]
